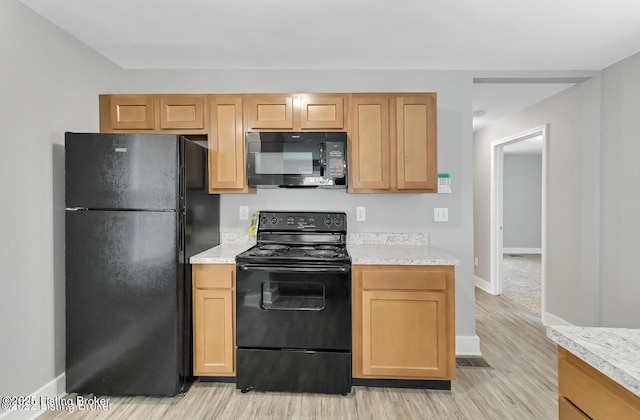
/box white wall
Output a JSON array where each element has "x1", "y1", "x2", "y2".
[
  {"x1": 123, "y1": 69, "x2": 480, "y2": 350},
  {"x1": 473, "y1": 79, "x2": 601, "y2": 326},
  {"x1": 599, "y1": 51, "x2": 640, "y2": 328},
  {"x1": 0, "y1": 0, "x2": 123, "y2": 414},
  {"x1": 503, "y1": 154, "x2": 542, "y2": 249}
]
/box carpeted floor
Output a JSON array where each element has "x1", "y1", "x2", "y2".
[{"x1": 502, "y1": 254, "x2": 541, "y2": 317}]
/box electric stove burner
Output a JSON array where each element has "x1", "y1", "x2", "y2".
[
  {"x1": 306, "y1": 249, "x2": 340, "y2": 258},
  {"x1": 315, "y1": 245, "x2": 340, "y2": 251},
  {"x1": 235, "y1": 211, "x2": 350, "y2": 264},
  {"x1": 250, "y1": 249, "x2": 278, "y2": 257},
  {"x1": 260, "y1": 244, "x2": 289, "y2": 251}
]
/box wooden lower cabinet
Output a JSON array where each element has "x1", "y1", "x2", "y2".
[
  {"x1": 557, "y1": 347, "x2": 640, "y2": 419},
  {"x1": 352, "y1": 265, "x2": 455, "y2": 380},
  {"x1": 192, "y1": 264, "x2": 235, "y2": 376},
  {"x1": 559, "y1": 397, "x2": 590, "y2": 420}
]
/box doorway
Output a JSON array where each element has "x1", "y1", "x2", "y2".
[{"x1": 490, "y1": 125, "x2": 548, "y2": 317}]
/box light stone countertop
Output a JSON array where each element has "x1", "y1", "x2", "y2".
[
  {"x1": 547, "y1": 326, "x2": 640, "y2": 398},
  {"x1": 189, "y1": 232, "x2": 459, "y2": 266},
  {"x1": 190, "y1": 243, "x2": 254, "y2": 264},
  {"x1": 347, "y1": 244, "x2": 459, "y2": 265}
]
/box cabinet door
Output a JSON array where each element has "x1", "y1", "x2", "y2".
[
  {"x1": 193, "y1": 288, "x2": 234, "y2": 376},
  {"x1": 300, "y1": 95, "x2": 345, "y2": 129},
  {"x1": 193, "y1": 265, "x2": 235, "y2": 376},
  {"x1": 396, "y1": 94, "x2": 437, "y2": 191},
  {"x1": 209, "y1": 95, "x2": 246, "y2": 191},
  {"x1": 159, "y1": 95, "x2": 205, "y2": 129},
  {"x1": 349, "y1": 95, "x2": 390, "y2": 191},
  {"x1": 247, "y1": 95, "x2": 294, "y2": 129},
  {"x1": 361, "y1": 290, "x2": 448, "y2": 378},
  {"x1": 106, "y1": 95, "x2": 155, "y2": 130}
]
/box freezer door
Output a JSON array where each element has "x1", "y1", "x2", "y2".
[
  {"x1": 65, "y1": 210, "x2": 183, "y2": 396},
  {"x1": 65, "y1": 133, "x2": 180, "y2": 210}
]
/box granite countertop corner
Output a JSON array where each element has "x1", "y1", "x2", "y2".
[{"x1": 547, "y1": 325, "x2": 640, "y2": 398}]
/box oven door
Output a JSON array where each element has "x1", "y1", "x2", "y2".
[{"x1": 236, "y1": 263, "x2": 351, "y2": 351}]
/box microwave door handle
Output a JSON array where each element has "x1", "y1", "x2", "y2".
[{"x1": 319, "y1": 143, "x2": 326, "y2": 176}]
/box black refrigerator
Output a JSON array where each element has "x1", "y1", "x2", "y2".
[{"x1": 64, "y1": 132, "x2": 219, "y2": 396}]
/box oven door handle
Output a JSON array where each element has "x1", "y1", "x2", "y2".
[{"x1": 238, "y1": 264, "x2": 350, "y2": 273}]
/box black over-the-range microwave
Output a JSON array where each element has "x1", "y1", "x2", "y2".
[{"x1": 246, "y1": 131, "x2": 347, "y2": 188}]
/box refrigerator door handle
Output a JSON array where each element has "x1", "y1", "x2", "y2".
[
  {"x1": 179, "y1": 165, "x2": 185, "y2": 206},
  {"x1": 178, "y1": 214, "x2": 185, "y2": 255}
]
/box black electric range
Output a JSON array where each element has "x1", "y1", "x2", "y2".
[{"x1": 235, "y1": 211, "x2": 352, "y2": 395}]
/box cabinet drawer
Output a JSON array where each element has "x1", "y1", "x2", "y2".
[
  {"x1": 193, "y1": 265, "x2": 234, "y2": 289},
  {"x1": 559, "y1": 397, "x2": 591, "y2": 420},
  {"x1": 558, "y1": 348, "x2": 640, "y2": 419},
  {"x1": 361, "y1": 268, "x2": 449, "y2": 291}
]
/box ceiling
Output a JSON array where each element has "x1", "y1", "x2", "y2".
[
  {"x1": 17, "y1": 0, "x2": 640, "y2": 70},
  {"x1": 16, "y1": 0, "x2": 640, "y2": 130},
  {"x1": 472, "y1": 83, "x2": 574, "y2": 130}
]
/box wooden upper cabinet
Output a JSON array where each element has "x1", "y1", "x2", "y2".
[
  {"x1": 159, "y1": 95, "x2": 205, "y2": 129},
  {"x1": 348, "y1": 93, "x2": 437, "y2": 193},
  {"x1": 104, "y1": 95, "x2": 155, "y2": 130},
  {"x1": 396, "y1": 94, "x2": 437, "y2": 191},
  {"x1": 245, "y1": 94, "x2": 346, "y2": 131},
  {"x1": 98, "y1": 91, "x2": 436, "y2": 195},
  {"x1": 209, "y1": 95, "x2": 250, "y2": 192},
  {"x1": 246, "y1": 95, "x2": 294, "y2": 130},
  {"x1": 348, "y1": 95, "x2": 391, "y2": 191},
  {"x1": 99, "y1": 94, "x2": 206, "y2": 133},
  {"x1": 299, "y1": 95, "x2": 345, "y2": 129}
]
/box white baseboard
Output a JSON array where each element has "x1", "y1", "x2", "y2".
[
  {"x1": 503, "y1": 248, "x2": 542, "y2": 254},
  {"x1": 542, "y1": 311, "x2": 573, "y2": 327},
  {"x1": 456, "y1": 335, "x2": 481, "y2": 356},
  {"x1": 0, "y1": 374, "x2": 65, "y2": 420},
  {"x1": 475, "y1": 275, "x2": 497, "y2": 295}
]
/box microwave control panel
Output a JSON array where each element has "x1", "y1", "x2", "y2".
[{"x1": 326, "y1": 141, "x2": 345, "y2": 178}]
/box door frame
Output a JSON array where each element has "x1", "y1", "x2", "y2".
[{"x1": 490, "y1": 124, "x2": 548, "y2": 316}]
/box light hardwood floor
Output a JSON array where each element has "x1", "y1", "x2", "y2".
[{"x1": 39, "y1": 289, "x2": 558, "y2": 419}]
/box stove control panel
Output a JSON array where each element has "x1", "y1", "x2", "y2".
[{"x1": 258, "y1": 211, "x2": 346, "y2": 232}]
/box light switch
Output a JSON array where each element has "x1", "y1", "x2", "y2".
[
  {"x1": 356, "y1": 207, "x2": 366, "y2": 221},
  {"x1": 239, "y1": 206, "x2": 249, "y2": 220},
  {"x1": 434, "y1": 207, "x2": 448, "y2": 222}
]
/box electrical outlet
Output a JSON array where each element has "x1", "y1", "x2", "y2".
[
  {"x1": 356, "y1": 207, "x2": 366, "y2": 221},
  {"x1": 239, "y1": 206, "x2": 249, "y2": 220},
  {"x1": 434, "y1": 207, "x2": 448, "y2": 222}
]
